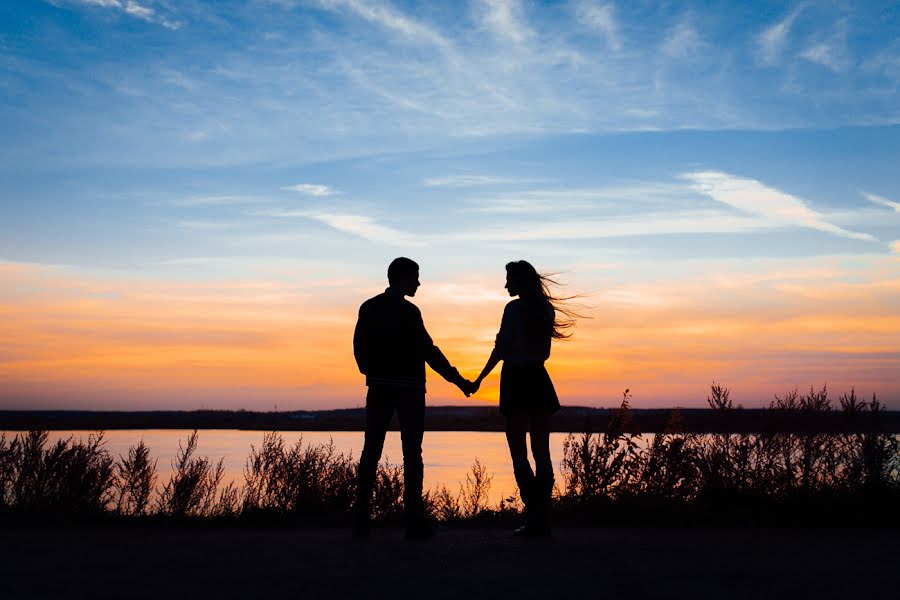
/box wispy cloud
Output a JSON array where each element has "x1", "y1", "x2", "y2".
[
  {"x1": 800, "y1": 21, "x2": 851, "y2": 73},
  {"x1": 281, "y1": 183, "x2": 340, "y2": 197},
  {"x1": 462, "y1": 197, "x2": 591, "y2": 214},
  {"x1": 801, "y1": 41, "x2": 849, "y2": 72},
  {"x1": 317, "y1": 0, "x2": 453, "y2": 53},
  {"x1": 424, "y1": 175, "x2": 545, "y2": 187},
  {"x1": 862, "y1": 192, "x2": 900, "y2": 212},
  {"x1": 576, "y1": 1, "x2": 621, "y2": 52},
  {"x1": 307, "y1": 213, "x2": 423, "y2": 246},
  {"x1": 171, "y1": 195, "x2": 273, "y2": 207},
  {"x1": 123, "y1": 1, "x2": 152, "y2": 19},
  {"x1": 174, "y1": 220, "x2": 241, "y2": 231},
  {"x1": 891, "y1": 241, "x2": 900, "y2": 255},
  {"x1": 257, "y1": 208, "x2": 422, "y2": 246},
  {"x1": 461, "y1": 182, "x2": 693, "y2": 213},
  {"x1": 450, "y1": 211, "x2": 767, "y2": 242},
  {"x1": 13, "y1": 0, "x2": 900, "y2": 173},
  {"x1": 683, "y1": 171, "x2": 875, "y2": 241},
  {"x1": 75, "y1": 0, "x2": 182, "y2": 30},
  {"x1": 756, "y1": 7, "x2": 803, "y2": 66},
  {"x1": 661, "y1": 22, "x2": 705, "y2": 59},
  {"x1": 477, "y1": 0, "x2": 530, "y2": 45}
]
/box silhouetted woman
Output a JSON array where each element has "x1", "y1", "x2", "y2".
[{"x1": 472, "y1": 260, "x2": 575, "y2": 536}]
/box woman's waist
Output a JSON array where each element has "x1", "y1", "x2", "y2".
[{"x1": 502, "y1": 357, "x2": 548, "y2": 368}]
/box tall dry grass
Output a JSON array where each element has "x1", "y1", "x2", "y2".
[
  {"x1": 1, "y1": 385, "x2": 897, "y2": 525},
  {"x1": 557, "y1": 384, "x2": 900, "y2": 523}
]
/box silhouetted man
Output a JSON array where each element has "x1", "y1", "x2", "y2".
[{"x1": 353, "y1": 257, "x2": 471, "y2": 539}]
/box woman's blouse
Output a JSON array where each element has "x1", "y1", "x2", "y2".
[{"x1": 494, "y1": 298, "x2": 553, "y2": 365}]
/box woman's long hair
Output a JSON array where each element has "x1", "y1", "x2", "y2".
[{"x1": 505, "y1": 260, "x2": 578, "y2": 340}]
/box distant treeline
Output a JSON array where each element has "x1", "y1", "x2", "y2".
[{"x1": 2, "y1": 397, "x2": 899, "y2": 435}]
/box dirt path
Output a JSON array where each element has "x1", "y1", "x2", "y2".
[{"x1": 2, "y1": 526, "x2": 897, "y2": 599}]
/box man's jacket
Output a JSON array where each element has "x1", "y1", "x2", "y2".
[{"x1": 353, "y1": 289, "x2": 461, "y2": 390}]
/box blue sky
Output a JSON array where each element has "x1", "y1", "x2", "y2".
[{"x1": 1, "y1": 0, "x2": 899, "y2": 409}]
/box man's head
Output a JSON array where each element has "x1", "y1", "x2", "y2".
[{"x1": 388, "y1": 257, "x2": 420, "y2": 297}]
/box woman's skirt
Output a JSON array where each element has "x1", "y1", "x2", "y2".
[{"x1": 499, "y1": 362, "x2": 560, "y2": 416}]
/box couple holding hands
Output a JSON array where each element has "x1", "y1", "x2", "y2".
[{"x1": 353, "y1": 257, "x2": 574, "y2": 538}]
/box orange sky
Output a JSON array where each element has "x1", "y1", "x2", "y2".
[{"x1": 1, "y1": 257, "x2": 898, "y2": 410}]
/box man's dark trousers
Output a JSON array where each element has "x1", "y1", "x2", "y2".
[{"x1": 355, "y1": 385, "x2": 426, "y2": 523}]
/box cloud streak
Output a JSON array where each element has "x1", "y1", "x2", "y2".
[
  {"x1": 75, "y1": 0, "x2": 182, "y2": 29},
  {"x1": 478, "y1": 0, "x2": 531, "y2": 45},
  {"x1": 862, "y1": 192, "x2": 900, "y2": 212},
  {"x1": 424, "y1": 175, "x2": 545, "y2": 187},
  {"x1": 757, "y1": 7, "x2": 802, "y2": 66},
  {"x1": 25, "y1": 0, "x2": 900, "y2": 174},
  {"x1": 450, "y1": 212, "x2": 767, "y2": 242},
  {"x1": 577, "y1": 2, "x2": 621, "y2": 51},
  {"x1": 307, "y1": 213, "x2": 423, "y2": 246},
  {"x1": 317, "y1": 0, "x2": 453, "y2": 53},
  {"x1": 281, "y1": 183, "x2": 340, "y2": 197},
  {"x1": 683, "y1": 171, "x2": 876, "y2": 242}
]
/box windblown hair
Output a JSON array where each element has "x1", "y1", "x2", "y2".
[{"x1": 505, "y1": 260, "x2": 578, "y2": 340}]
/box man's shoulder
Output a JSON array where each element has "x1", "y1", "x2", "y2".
[
  {"x1": 360, "y1": 293, "x2": 384, "y2": 308},
  {"x1": 360, "y1": 292, "x2": 419, "y2": 314}
]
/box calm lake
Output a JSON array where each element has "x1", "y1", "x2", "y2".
[{"x1": 8, "y1": 430, "x2": 609, "y2": 504}]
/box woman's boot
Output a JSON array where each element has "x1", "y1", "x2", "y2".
[
  {"x1": 512, "y1": 468, "x2": 535, "y2": 536},
  {"x1": 530, "y1": 474, "x2": 553, "y2": 536}
]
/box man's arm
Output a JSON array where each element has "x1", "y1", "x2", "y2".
[
  {"x1": 353, "y1": 303, "x2": 370, "y2": 375},
  {"x1": 418, "y1": 311, "x2": 470, "y2": 394}
]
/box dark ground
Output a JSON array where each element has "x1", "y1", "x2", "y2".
[{"x1": 1, "y1": 525, "x2": 897, "y2": 599}]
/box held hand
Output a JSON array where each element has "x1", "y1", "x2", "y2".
[
  {"x1": 470, "y1": 378, "x2": 481, "y2": 396},
  {"x1": 457, "y1": 378, "x2": 473, "y2": 397}
]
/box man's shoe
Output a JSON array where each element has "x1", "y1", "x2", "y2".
[{"x1": 404, "y1": 522, "x2": 437, "y2": 540}]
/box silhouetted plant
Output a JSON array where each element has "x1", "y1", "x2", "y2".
[
  {"x1": 214, "y1": 480, "x2": 241, "y2": 516},
  {"x1": 639, "y1": 410, "x2": 701, "y2": 500},
  {"x1": 242, "y1": 432, "x2": 357, "y2": 517},
  {"x1": 156, "y1": 430, "x2": 228, "y2": 517},
  {"x1": 561, "y1": 389, "x2": 643, "y2": 500},
  {"x1": 699, "y1": 384, "x2": 759, "y2": 496},
  {"x1": 707, "y1": 382, "x2": 732, "y2": 411},
  {"x1": 2, "y1": 385, "x2": 897, "y2": 525},
  {"x1": 115, "y1": 440, "x2": 157, "y2": 516},
  {"x1": 460, "y1": 458, "x2": 492, "y2": 518},
  {"x1": 242, "y1": 430, "x2": 286, "y2": 512},
  {"x1": 0, "y1": 433, "x2": 14, "y2": 509},
  {"x1": 371, "y1": 462, "x2": 404, "y2": 520},
  {"x1": 2, "y1": 430, "x2": 116, "y2": 513},
  {"x1": 838, "y1": 389, "x2": 900, "y2": 493},
  {"x1": 559, "y1": 383, "x2": 900, "y2": 520},
  {"x1": 427, "y1": 483, "x2": 461, "y2": 521}
]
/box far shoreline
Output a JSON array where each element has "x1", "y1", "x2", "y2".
[{"x1": 2, "y1": 406, "x2": 899, "y2": 434}]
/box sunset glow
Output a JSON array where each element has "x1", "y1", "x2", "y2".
[
  {"x1": 1, "y1": 253, "x2": 897, "y2": 409},
  {"x1": 2, "y1": 1, "x2": 899, "y2": 410}
]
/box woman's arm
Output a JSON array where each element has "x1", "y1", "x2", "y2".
[
  {"x1": 472, "y1": 347, "x2": 502, "y2": 394},
  {"x1": 471, "y1": 304, "x2": 512, "y2": 394}
]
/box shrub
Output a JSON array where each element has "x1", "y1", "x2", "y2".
[
  {"x1": 0, "y1": 430, "x2": 115, "y2": 514},
  {"x1": 156, "y1": 430, "x2": 230, "y2": 517},
  {"x1": 243, "y1": 432, "x2": 357, "y2": 517},
  {"x1": 560, "y1": 390, "x2": 643, "y2": 501},
  {"x1": 115, "y1": 440, "x2": 157, "y2": 516}
]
